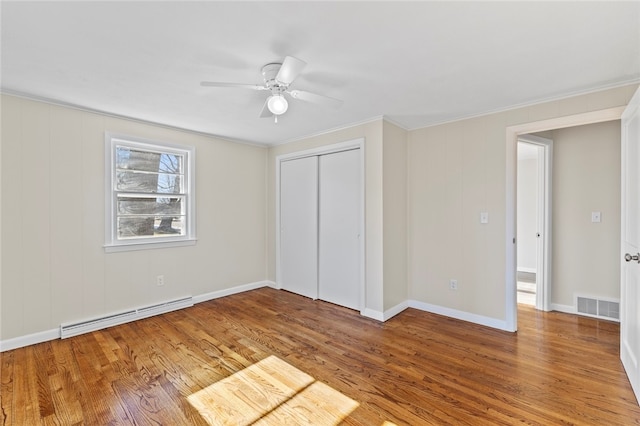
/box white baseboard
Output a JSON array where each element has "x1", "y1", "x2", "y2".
[
  {"x1": 362, "y1": 301, "x2": 409, "y2": 322},
  {"x1": 364, "y1": 299, "x2": 509, "y2": 330},
  {"x1": 1, "y1": 280, "x2": 277, "y2": 352},
  {"x1": 550, "y1": 303, "x2": 575, "y2": 314},
  {"x1": 0, "y1": 328, "x2": 60, "y2": 352},
  {"x1": 517, "y1": 267, "x2": 537, "y2": 274},
  {"x1": 193, "y1": 280, "x2": 276, "y2": 304},
  {"x1": 408, "y1": 300, "x2": 510, "y2": 331},
  {"x1": 382, "y1": 300, "x2": 409, "y2": 321},
  {"x1": 361, "y1": 308, "x2": 384, "y2": 321}
]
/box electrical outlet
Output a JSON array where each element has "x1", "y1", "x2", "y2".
[
  {"x1": 157, "y1": 275, "x2": 165, "y2": 286},
  {"x1": 449, "y1": 279, "x2": 458, "y2": 291}
]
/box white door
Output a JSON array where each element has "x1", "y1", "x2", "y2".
[
  {"x1": 318, "y1": 149, "x2": 361, "y2": 310},
  {"x1": 621, "y1": 87, "x2": 640, "y2": 403},
  {"x1": 280, "y1": 156, "x2": 319, "y2": 299},
  {"x1": 517, "y1": 135, "x2": 553, "y2": 312}
]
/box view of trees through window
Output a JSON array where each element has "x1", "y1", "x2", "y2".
[{"x1": 115, "y1": 146, "x2": 186, "y2": 239}]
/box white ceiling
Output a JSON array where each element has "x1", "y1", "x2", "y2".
[{"x1": 2, "y1": 1, "x2": 639, "y2": 146}]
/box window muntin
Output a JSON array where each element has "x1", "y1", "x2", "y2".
[{"x1": 106, "y1": 134, "x2": 195, "y2": 251}]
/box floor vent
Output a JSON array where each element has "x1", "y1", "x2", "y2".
[
  {"x1": 60, "y1": 296, "x2": 193, "y2": 339},
  {"x1": 576, "y1": 296, "x2": 619, "y2": 321}
]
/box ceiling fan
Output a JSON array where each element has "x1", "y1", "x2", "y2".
[{"x1": 201, "y1": 56, "x2": 343, "y2": 123}]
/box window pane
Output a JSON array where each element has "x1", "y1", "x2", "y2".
[
  {"x1": 117, "y1": 197, "x2": 183, "y2": 215},
  {"x1": 117, "y1": 216, "x2": 185, "y2": 239},
  {"x1": 158, "y1": 153, "x2": 184, "y2": 174},
  {"x1": 116, "y1": 147, "x2": 183, "y2": 174},
  {"x1": 116, "y1": 171, "x2": 182, "y2": 193}
]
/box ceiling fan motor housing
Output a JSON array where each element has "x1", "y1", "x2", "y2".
[{"x1": 262, "y1": 63, "x2": 286, "y2": 94}]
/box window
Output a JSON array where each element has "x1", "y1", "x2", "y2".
[{"x1": 105, "y1": 133, "x2": 195, "y2": 252}]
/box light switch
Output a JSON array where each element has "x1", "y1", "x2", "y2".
[
  {"x1": 480, "y1": 212, "x2": 489, "y2": 224},
  {"x1": 591, "y1": 212, "x2": 601, "y2": 223}
]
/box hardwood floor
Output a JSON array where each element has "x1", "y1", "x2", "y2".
[{"x1": 2, "y1": 287, "x2": 639, "y2": 425}]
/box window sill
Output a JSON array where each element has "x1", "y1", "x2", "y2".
[{"x1": 104, "y1": 238, "x2": 197, "y2": 253}]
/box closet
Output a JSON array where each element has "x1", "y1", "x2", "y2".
[{"x1": 279, "y1": 148, "x2": 361, "y2": 310}]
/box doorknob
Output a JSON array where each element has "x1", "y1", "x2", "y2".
[{"x1": 624, "y1": 253, "x2": 640, "y2": 263}]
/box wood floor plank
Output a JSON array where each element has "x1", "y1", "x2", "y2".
[
  {"x1": 20, "y1": 346, "x2": 43, "y2": 425},
  {"x1": 0, "y1": 348, "x2": 14, "y2": 425},
  {"x1": 2, "y1": 287, "x2": 640, "y2": 425}
]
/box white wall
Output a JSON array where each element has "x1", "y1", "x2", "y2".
[
  {"x1": 551, "y1": 121, "x2": 621, "y2": 306},
  {"x1": 517, "y1": 154, "x2": 538, "y2": 272},
  {"x1": 383, "y1": 121, "x2": 408, "y2": 311},
  {"x1": 408, "y1": 115, "x2": 505, "y2": 321},
  {"x1": 408, "y1": 84, "x2": 638, "y2": 325},
  {"x1": 0, "y1": 95, "x2": 268, "y2": 342}
]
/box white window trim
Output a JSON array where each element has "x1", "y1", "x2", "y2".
[{"x1": 104, "y1": 133, "x2": 196, "y2": 253}]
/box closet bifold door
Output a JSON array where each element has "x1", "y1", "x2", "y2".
[
  {"x1": 280, "y1": 156, "x2": 319, "y2": 299},
  {"x1": 318, "y1": 149, "x2": 361, "y2": 310}
]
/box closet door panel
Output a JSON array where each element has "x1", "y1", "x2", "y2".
[
  {"x1": 280, "y1": 156, "x2": 318, "y2": 299},
  {"x1": 318, "y1": 149, "x2": 361, "y2": 310}
]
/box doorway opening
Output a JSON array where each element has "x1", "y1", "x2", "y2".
[
  {"x1": 517, "y1": 135, "x2": 552, "y2": 311},
  {"x1": 505, "y1": 106, "x2": 625, "y2": 332}
]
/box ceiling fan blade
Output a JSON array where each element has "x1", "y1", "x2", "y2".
[
  {"x1": 259, "y1": 97, "x2": 273, "y2": 118},
  {"x1": 200, "y1": 82, "x2": 268, "y2": 90},
  {"x1": 288, "y1": 90, "x2": 343, "y2": 109},
  {"x1": 276, "y1": 56, "x2": 307, "y2": 85}
]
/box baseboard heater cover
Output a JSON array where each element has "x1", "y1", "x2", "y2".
[
  {"x1": 576, "y1": 295, "x2": 619, "y2": 321},
  {"x1": 60, "y1": 296, "x2": 193, "y2": 339}
]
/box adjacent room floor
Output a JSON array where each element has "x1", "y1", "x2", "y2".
[{"x1": 517, "y1": 270, "x2": 536, "y2": 306}]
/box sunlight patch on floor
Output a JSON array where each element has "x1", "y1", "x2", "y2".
[{"x1": 188, "y1": 355, "x2": 359, "y2": 425}]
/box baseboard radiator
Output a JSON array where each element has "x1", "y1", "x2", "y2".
[
  {"x1": 576, "y1": 295, "x2": 619, "y2": 321},
  {"x1": 60, "y1": 296, "x2": 193, "y2": 339}
]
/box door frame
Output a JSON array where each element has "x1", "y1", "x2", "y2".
[
  {"x1": 275, "y1": 138, "x2": 366, "y2": 312},
  {"x1": 517, "y1": 134, "x2": 553, "y2": 312},
  {"x1": 505, "y1": 107, "x2": 625, "y2": 332}
]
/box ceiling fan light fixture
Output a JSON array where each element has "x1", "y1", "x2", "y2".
[{"x1": 267, "y1": 95, "x2": 288, "y2": 115}]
